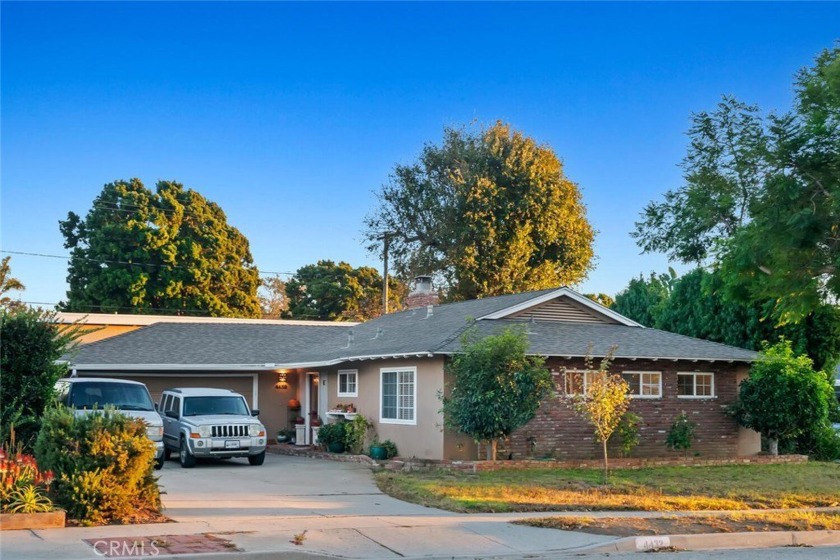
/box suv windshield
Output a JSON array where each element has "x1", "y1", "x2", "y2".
[
  {"x1": 69, "y1": 382, "x2": 155, "y2": 411},
  {"x1": 183, "y1": 396, "x2": 250, "y2": 417}
]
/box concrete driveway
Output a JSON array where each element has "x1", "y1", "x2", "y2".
[{"x1": 156, "y1": 452, "x2": 608, "y2": 557}]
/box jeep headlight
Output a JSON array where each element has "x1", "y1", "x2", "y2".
[
  {"x1": 146, "y1": 425, "x2": 163, "y2": 440},
  {"x1": 249, "y1": 424, "x2": 264, "y2": 437},
  {"x1": 196, "y1": 425, "x2": 212, "y2": 438}
]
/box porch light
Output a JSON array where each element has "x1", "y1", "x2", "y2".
[{"x1": 274, "y1": 371, "x2": 289, "y2": 391}]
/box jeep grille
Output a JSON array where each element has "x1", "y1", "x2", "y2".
[{"x1": 212, "y1": 425, "x2": 249, "y2": 438}]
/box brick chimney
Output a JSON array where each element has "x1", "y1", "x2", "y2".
[{"x1": 405, "y1": 275, "x2": 439, "y2": 309}]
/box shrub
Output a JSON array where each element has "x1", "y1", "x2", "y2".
[
  {"x1": 381, "y1": 440, "x2": 398, "y2": 459},
  {"x1": 34, "y1": 406, "x2": 160, "y2": 526},
  {"x1": 666, "y1": 411, "x2": 696, "y2": 458},
  {"x1": 344, "y1": 415, "x2": 372, "y2": 454},
  {"x1": 316, "y1": 422, "x2": 346, "y2": 447},
  {"x1": 614, "y1": 412, "x2": 642, "y2": 458},
  {"x1": 0, "y1": 439, "x2": 55, "y2": 514},
  {"x1": 790, "y1": 425, "x2": 840, "y2": 461},
  {"x1": 0, "y1": 308, "x2": 81, "y2": 449}
]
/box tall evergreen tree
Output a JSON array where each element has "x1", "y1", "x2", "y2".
[{"x1": 59, "y1": 179, "x2": 261, "y2": 317}]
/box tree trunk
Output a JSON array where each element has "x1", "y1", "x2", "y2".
[
  {"x1": 768, "y1": 437, "x2": 779, "y2": 456},
  {"x1": 602, "y1": 439, "x2": 609, "y2": 485},
  {"x1": 485, "y1": 440, "x2": 497, "y2": 461}
]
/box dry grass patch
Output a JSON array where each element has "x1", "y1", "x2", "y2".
[
  {"x1": 516, "y1": 511, "x2": 840, "y2": 536},
  {"x1": 375, "y1": 462, "x2": 840, "y2": 513}
]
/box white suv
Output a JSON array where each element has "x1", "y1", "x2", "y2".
[
  {"x1": 159, "y1": 388, "x2": 267, "y2": 468},
  {"x1": 55, "y1": 377, "x2": 166, "y2": 470}
]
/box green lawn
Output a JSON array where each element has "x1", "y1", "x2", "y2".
[{"x1": 375, "y1": 462, "x2": 840, "y2": 513}]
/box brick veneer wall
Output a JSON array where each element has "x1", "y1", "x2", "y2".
[{"x1": 508, "y1": 358, "x2": 747, "y2": 460}]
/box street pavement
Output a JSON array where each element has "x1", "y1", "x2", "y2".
[{"x1": 1, "y1": 453, "x2": 838, "y2": 559}]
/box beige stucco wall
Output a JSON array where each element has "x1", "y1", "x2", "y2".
[
  {"x1": 257, "y1": 371, "x2": 300, "y2": 439},
  {"x1": 735, "y1": 366, "x2": 762, "y2": 455},
  {"x1": 325, "y1": 357, "x2": 448, "y2": 460}
]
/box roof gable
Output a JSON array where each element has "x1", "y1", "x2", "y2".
[{"x1": 477, "y1": 288, "x2": 642, "y2": 327}]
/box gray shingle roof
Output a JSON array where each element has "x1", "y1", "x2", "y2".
[
  {"x1": 434, "y1": 319, "x2": 759, "y2": 362},
  {"x1": 67, "y1": 323, "x2": 349, "y2": 366},
  {"x1": 67, "y1": 288, "x2": 758, "y2": 367}
]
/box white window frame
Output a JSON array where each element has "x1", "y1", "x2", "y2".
[
  {"x1": 337, "y1": 369, "x2": 358, "y2": 398},
  {"x1": 379, "y1": 367, "x2": 417, "y2": 425},
  {"x1": 563, "y1": 369, "x2": 603, "y2": 395},
  {"x1": 622, "y1": 371, "x2": 662, "y2": 399},
  {"x1": 677, "y1": 372, "x2": 715, "y2": 399}
]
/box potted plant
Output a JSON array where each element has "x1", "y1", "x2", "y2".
[
  {"x1": 276, "y1": 429, "x2": 291, "y2": 444},
  {"x1": 369, "y1": 439, "x2": 387, "y2": 461},
  {"x1": 317, "y1": 422, "x2": 346, "y2": 453}
]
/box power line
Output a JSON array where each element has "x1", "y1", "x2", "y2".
[
  {"x1": 17, "y1": 300, "x2": 331, "y2": 320},
  {"x1": 0, "y1": 250, "x2": 295, "y2": 276}
]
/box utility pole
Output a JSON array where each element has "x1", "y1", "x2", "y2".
[{"x1": 379, "y1": 232, "x2": 395, "y2": 314}]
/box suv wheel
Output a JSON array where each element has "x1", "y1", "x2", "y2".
[
  {"x1": 179, "y1": 437, "x2": 196, "y2": 468},
  {"x1": 248, "y1": 451, "x2": 266, "y2": 466},
  {"x1": 154, "y1": 455, "x2": 165, "y2": 470}
]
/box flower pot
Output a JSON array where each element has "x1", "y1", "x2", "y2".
[
  {"x1": 327, "y1": 441, "x2": 345, "y2": 453},
  {"x1": 369, "y1": 445, "x2": 388, "y2": 461}
]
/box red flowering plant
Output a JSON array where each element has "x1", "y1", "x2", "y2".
[{"x1": 0, "y1": 441, "x2": 55, "y2": 514}]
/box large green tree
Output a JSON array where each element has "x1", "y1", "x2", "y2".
[
  {"x1": 612, "y1": 268, "x2": 840, "y2": 372},
  {"x1": 365, "y1": 122, "x2": 594, "y2": 301},
  {"x1": 0, "y1": 256, "x2": 26, "y2": 311},
  {"x1": 441, "y1": 326, "x2": 553, "y2": 460},
  {"x1": 633, "y1": 47, "x2": 840, "y2": 322},
  {"x1": 283, "y1": 260, "x2": 406, "y2": 321},
  {"x1": 729, "y1": 341, "x2": 835, "y2": 455},
  {"x1": 59, "y1": 179, "x2": 261, "y2": 317},
  {"x1": 1, "y1": 308, "x2": 81, "y2": 449}
]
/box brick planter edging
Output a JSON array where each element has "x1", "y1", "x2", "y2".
[
  {"x1": 268, "y1": 444, "x2": 807, "y2": 473},
  {"x1": 0, "y1": 510, "x2": 65, "y2": 530},
  {"x1": 394, "y1": 454, "x2": 809, "y2": 473},
  {"x1": 267, "y1": 444, "x2": 376, "y2": 466}
]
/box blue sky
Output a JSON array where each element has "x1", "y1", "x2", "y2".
[{"x1": 2, "y1": 2, "x2": 838, "y2": 308}]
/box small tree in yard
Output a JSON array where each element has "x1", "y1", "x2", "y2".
[
  {"x1": 441, "y1": 326, "x2": 553, "y2": 460},
  {"x1": 729, "y1": 340, "x2": 835, "y2": 455},
  {"x1": 567, "y1": 351, "x2": 630, "y2": 483}
]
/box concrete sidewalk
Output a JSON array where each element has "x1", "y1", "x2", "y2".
[{"x1": 1, "y1": 454, "x2": 839, "y2": 559}]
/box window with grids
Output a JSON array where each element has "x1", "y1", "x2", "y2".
[
  {"x1": 380, "y1": 368, "x2": 416, "y2": 424},
  {"x1": 677, "y1": 372, "x2": 715, "y2": 398},
  {"x1": 563, "y1": 370, "x2": 605, "y2": 395},
  {"x1": 621, "y1": 371, "x2": 662, "y2": 398},
  {"x1": 337, "y1": 369, "x2": 358, "y2": 397}
]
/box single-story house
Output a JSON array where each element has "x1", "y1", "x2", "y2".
[{"x1": 62, "y1": 281, "x2": 760, "y2": 460}]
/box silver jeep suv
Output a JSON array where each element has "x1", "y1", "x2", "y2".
[{"x1": 159, "y1": 387, "x2": 267, "y2": 468}]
